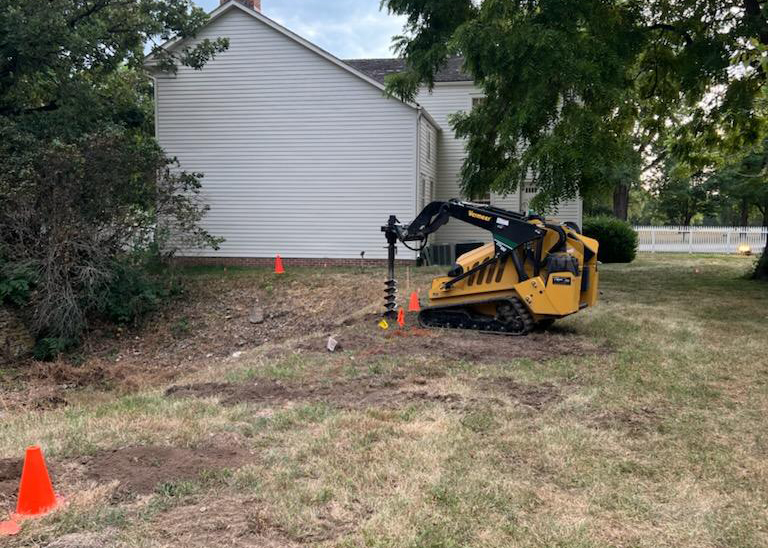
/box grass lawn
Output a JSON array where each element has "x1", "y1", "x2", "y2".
[{"x1": 0, "y1": 253, "x2": 766, "y2": 547}]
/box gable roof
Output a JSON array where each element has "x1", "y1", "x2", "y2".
[
  {"x1": 344, "y1": 57, "x2": 472, "y2": 84},
  {"x1": 144, "y1": 0, "x2": 440, "y2": 129}
]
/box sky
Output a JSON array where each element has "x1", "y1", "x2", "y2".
[{"x1": 195, "y1": 0, "x2": 407, "y2": 59}]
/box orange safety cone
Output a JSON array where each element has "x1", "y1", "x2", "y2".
[
  {"x1": 274, "y1": 255, "x2": 285, "y2": 274},
  {"x1": 408, "y1": 291, "x2": 421, "y2": 312},
  {"x1": 397, "y1": 308, "x2": 406, "y2": 327},
  {"x1": 0, "y1": 446, "x2": 58, "y2": 536}
]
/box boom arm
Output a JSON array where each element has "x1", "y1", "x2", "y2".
[
  {"x1": 381, "y1": 200, "x2": 548, "y2": 317},
  {"x1": 384, "y1": 200, "x2": 545, "y2": 251}
]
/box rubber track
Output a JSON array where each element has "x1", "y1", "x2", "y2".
[{"x1": 418, "y1": 297, "x2": 534, "y2": 336}]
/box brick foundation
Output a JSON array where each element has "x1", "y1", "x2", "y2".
[{"x1": 172, "y1": 256, "x2": 416, "y2": 268}]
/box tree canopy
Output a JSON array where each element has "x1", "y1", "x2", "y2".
[
  {"x1": 0, "y1": 0, "x2": 228, "y2": 352},
  {"x1": 383, "y1": 0, "x2": 767, "y2": 203},
  {"x1": 383, "y1": 0, "x2": 768, "y2": 277}
]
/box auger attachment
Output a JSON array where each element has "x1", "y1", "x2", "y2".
[{"x1": 382, "y1": 215, "x2": 399, "y2": 318}]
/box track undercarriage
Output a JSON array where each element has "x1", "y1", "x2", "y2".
[{"x1": 417, "y1": 297, "x2": 534, "y2": 336}]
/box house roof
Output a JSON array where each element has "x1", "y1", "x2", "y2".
[
  {"x1": 344, "y1": 57, "x2": 472, "y2": 84},
  {"x1": 144, "y1": 0, "x2": 441, "y2": 130}
]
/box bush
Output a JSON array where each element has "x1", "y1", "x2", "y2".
[
  {"x1": 0, "y1": 258, "x2": 36, "y2": 307},
  {"x1": 583, "y1": 216, "x2": 638, "y2": 263},
  {"x1": 99, "y1": 261, "x2": 182, "y2": 325},
  {"x1": 0, "y1": 126, "x2": 221, "y2": 347}
]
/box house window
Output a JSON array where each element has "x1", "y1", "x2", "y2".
[
  {"x1": 521, "y1": 185, "x2": 538, "y2": 213},
  {"x1": 426, "y1": 130, "x2": 432, "y2": 161},
  {"x1": 472, "y1": 97, "x2": 486, "y2": 109}
]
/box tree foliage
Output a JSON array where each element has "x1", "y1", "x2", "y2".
[
  {"x1": 382, "y1": 0, "x2": 768, "y2": 276},
  {"x1": 0, "y1": 0, "x2": 228, "y2": 349}
]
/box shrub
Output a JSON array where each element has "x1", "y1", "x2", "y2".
[
  {"x1": 583, "y1": 216, "x2": 638, "y2": 263},
  {"x1": 99, "y1": 261, "x2": 183, "y2": 326},
  {"x1": 0, "y1": 258, "x2": 36, "y2": 307},
  {"x1": 0, "y1": 127, "x2": 221, "y2": 347}
]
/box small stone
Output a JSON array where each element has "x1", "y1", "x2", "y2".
[
  {"x1": 327, "y1": 336, "x2": 341, "y2": 352},
  {"x1": 232, "y1": 351, "x2": 243, "y2": 358},
  {"x1": 249, "y1": 305, "x2": 265, "y2": 324}
]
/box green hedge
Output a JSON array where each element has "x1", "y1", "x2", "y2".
[{"x1": 583, "y1": 216, "x2": 638, "y2": 263}]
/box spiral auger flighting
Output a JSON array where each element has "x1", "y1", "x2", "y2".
[
  {"x1": 382, "y1": 214, "x2": 400, "y2": 319},
  {"x1": 384, "y1": 279, "x2": 397, "y2": 318}
]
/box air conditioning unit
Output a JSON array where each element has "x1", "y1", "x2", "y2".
[{"x1": 423, "y1": 244, "x2": 453, "y2": 266}]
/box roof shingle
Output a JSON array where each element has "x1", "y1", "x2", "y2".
[{"x1": 344, "y1": 57, "x2": 471, "y2": 84}]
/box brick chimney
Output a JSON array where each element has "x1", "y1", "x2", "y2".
[{"x1": 221, "y1": 0, "x2": 260, "y2": 11}]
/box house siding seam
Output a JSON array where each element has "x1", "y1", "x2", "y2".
[{"x1": 155, "y1": 7, "x2": 418, "y2": 260}]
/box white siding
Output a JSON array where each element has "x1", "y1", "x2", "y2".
[
  {"x1": 415, "y1": 82, "x2": 583, "y2": 245},
  {"x1": 155, "y1": 7, "x2": 418, "y2": 259},
  {"x1": 416, "y1": 82, "x2": 487, "y2": 245}
]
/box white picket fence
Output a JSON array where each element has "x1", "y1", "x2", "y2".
[{"x1": 634, "y1": 226, "x2": 767, "y2": 253}]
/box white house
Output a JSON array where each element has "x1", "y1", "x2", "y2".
[{"x1": 147, "y1": 0, "x2": 582, "y2": 265}]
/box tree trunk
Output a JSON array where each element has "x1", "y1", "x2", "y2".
[
  {"x1": 613, "y1": 184, "x2": 629, "y2": 221},
  {"x1": 739, "y1": 198, "x2": 749, "y2": 226}
]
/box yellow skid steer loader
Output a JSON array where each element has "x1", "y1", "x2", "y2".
[{"x1": 382, "y1": 200, "x2": 599, "y2": 335}]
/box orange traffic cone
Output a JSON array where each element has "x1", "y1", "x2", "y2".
[
  {"x1": 408, "y1": 291, "x2": 421, "y2": 312},
  {"x1": 16, "y1": 446, "x2": 57, "y2": 516},
  {"x1": 274, "y1": 255, "x2": 285, "y2": 274},
  {"x1": 0, "y1": 446, "x2": 58, "y2": 536},
  {"x1": 397, "y1": 308, "x2": 406, "y2": 328}
]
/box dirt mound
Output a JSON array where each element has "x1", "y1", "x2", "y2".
[
  {"x1": 167, "y1": 377, "x2": 466, "y2": 410},
  {"x1": 0, "y1": 458, "x2": 23, "y2": 511},
  {"x1": 80, "y1": 446, "x2": 252, "y2": 496}
]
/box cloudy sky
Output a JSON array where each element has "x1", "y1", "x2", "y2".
[{"x1": 195, "y1": 0, "x2": 407, "y2": 59}]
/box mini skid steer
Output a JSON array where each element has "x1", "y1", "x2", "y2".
[{"x1": 382, "y1": 200, "x2": 599, "y2": 335}]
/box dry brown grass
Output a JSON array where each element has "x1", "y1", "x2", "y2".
[{"x1": 0, "y1": 254, "x2": 766, "y2": 547}]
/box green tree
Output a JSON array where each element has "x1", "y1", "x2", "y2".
[
  {"x1": 712, "y1": 143, "x2": 768, "y2": 227},
  {"x1": 0, "y1": 0, "x2": 228, "y2": 348},
  {"x1": 653, "y1": 173, "x2": 717, "y2": 226},
  {"x1": 382, "y1": 0, "x2": 768, "y2": 278}
]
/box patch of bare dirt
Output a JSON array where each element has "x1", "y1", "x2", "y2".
[
  {"x1": 166, "y1": 374, "x2": 565, "y2": 414},
  {"x1": 154, "y1": 493, "x2": 369, "y2": 546},
  {"x1": 477, "y1": 377, "x2": 562, "y2": 409},
  {"x1": 0, "y1": 271, "x2": 385, "y2": 410},
  {"x1": 590, "y1": 407, "x2": 661, "y2": 437},
  {"x1": 78, "y1": 446, "x2": 253, "y2": 496},
  {"x1": 154, "y1": 497, "x2": 300, "y2": 548},
  {"x1": 299, "y1": 322, "x2": 608, "y2": 365},
  {"x1": 166, "y1": 376, "x2": 466, "y2": 411}
]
